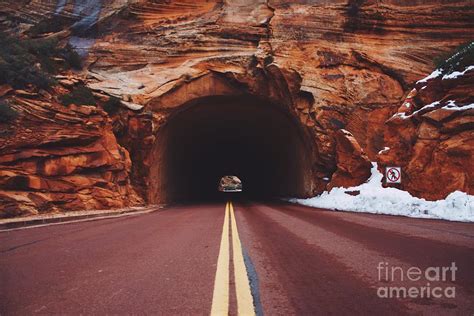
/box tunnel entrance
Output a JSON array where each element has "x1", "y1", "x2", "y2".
[{"x1": 149, "y1": 95, "x2": 315, "y2": 203}]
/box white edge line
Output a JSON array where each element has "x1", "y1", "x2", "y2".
[{"x1": 0, "y1": 208, "x2": 159, "y2": 233}]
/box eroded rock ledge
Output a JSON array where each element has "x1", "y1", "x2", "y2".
[
  {"x1": 0, "y1": 0, "x2": 473, "y2": 216},
  {"x1": 0, "y1": 84, "x2": 143, "y2": 217}
]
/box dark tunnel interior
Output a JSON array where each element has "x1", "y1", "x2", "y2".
[{"x1": 149, "y1": 95, "x2": 315, "y2": 203}]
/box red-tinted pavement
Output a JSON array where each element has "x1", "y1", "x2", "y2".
[
  {"x1": 0, "y1": 204, "x2": 224, "y2": 314},
  {"x1": 1, "y1": 201, "x2": 474, "y2": 315}
]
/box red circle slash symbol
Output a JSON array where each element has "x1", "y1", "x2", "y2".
[{"x1": 387, "y1": 168, "x2": 400, "y2": 182}]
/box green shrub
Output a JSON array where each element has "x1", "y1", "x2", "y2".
[
  {"x1": 434, "y1": 41, "x2": 474, "y2": 75},
  {"x1": 0, "y1": 101, "x2": 19, "y2": 123},
  {"x1": 62, "y1": 44, "x2": 83, "y2": 70},
  {"x1": 25, "y1": 37, "x2": 60, "y2": 73},
  {"x1": 0, "y1": 34, "x2": 52, "y2": 89},
  {"x1": 59, "y1": 85, "x2": 96, "y2": 106},
  {"x1": 0, "y1": 32, "x2": 83, "y2": 90},
  {"x1": 103, "y1": 96, "x2": 121, "y2": 115},
  {"x1": 27, "y1": 16, "x2": 72, "y2": 37},
  {"x1": 0, "y1": 33, "x2": 57, "y2": 89}
]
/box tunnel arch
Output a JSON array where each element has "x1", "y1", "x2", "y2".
[{"x1": 148, "y1": 93, "x2": 317, "y2": 203}]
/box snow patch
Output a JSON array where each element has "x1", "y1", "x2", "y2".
[
  {"x1": 378, "y1": 147, "x2": 390, "y2": 155},
  {"x1": 442, "y1": 100, "x2": 474, "y2": 111},
  {"x1": 289, "y1": 163, "x2": 474, "y2": 222},
  {"x1": 394, "y1": 112, "x2": 409, "y2": 119},
  {"x1": 442, "y1": 65, "x2": 474, "y2": 80},
  {"x1": 417, "y1": 69, "x2": 442, "y2": 84},
  {"x1": 412, "y1": 101, "x2": 440, "y2": 116},
  {"x1": 395, "y1": 101, "x2": 440, "y2": 120}
]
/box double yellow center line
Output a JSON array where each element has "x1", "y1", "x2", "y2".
[{"x1": 211, "y1": 201, "x2": 255, "y2": 316}]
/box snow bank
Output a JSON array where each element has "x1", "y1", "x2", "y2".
[{"x1": 289, "y1": 163, "x2": 474, "y2": 222}]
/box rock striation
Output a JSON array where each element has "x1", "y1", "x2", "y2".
[
  {"x1": 0, "y1": 83, "x2": 142, "y2": 217},
  {"x1": 0, "y1": 0, "x2": 473, "y2": 216}
]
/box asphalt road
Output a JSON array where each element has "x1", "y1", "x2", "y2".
[{"x1": 1, "y1": 201, "x2": 474, "y2": 315}]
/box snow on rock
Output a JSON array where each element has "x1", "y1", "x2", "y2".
[
  {"x1": 442, "y1": 65, "x2": 474, "y2": 80},
  {"x1": 415, "y1": 64, "x2": 473, "y2": 84},
  {"x1": 442, "y1": 100, "x2": 474, "y2": 111},
  {"x1": 393, "y1": 101, "x2": 440, "y2": 119},
  {"x1": 378, "y1": 147, "x2": 390, "y2": 155},
  {"x1": 417, "y1": 69, "x2": 442, "y2": 84},
  {"x1": 412, "y1": 100, "x2": 440, "y2": 115},
  {"x1": 393, "y1": 99, "x2": 474, "y2": 120},
  {"x1": 289, "y1": 163, "x2": 474, "y2": 222}
]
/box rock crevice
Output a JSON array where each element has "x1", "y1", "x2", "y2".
[{"x1": 0, "y1": 0, "x2": 473, "y2": 216}]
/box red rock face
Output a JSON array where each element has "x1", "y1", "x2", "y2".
[
  {"x1": 329, "y1": 130, "x2": 372, "y2": 190},
  {"x1": 378, "y1": 67, "x2": 474, "y2": 200},
  {"x1": 0, "y1": 86, "x2": 143, "y2": 217},
  {"x1": 0, "y1": 0, "x2": 473, "y2": 216}
]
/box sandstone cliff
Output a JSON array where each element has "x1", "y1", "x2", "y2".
[
  {"x1": 0, "y1": 81, "x2": 143, "y2": 217},
  {"x1": 0, "y1": 0, "x2": 473, "y2": 216},
  {"x1": 378, "y1": 52, "x2": 474, "y2": 200}
]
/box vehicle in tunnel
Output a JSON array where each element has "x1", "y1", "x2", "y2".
[{"x1": 218, "y1": 175, "x2": 243, "y2": 192}]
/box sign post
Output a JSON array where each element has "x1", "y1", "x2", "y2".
[{"x1": 385, "y1": 167, "x2": 401, "y2": 184}]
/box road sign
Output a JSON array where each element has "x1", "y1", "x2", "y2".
[{"x1": 386, "y1": 167, "x2": 401, "y2": 184}]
